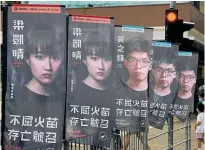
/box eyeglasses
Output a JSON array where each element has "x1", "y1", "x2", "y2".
[
  {"x1": 179, "y1": 74, "x2": 196, "y2": 82},
  {"x1": 156, "y1": 67, "x2": 176, "y2": 76},
  {"x1": 127, "y1": 57, "x2": 150, "y2": 68}
]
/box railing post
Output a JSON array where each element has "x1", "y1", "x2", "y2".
[
  {"x1": 143, "y1": 127, "x2": 148, "y2": 150},
  {"x1": 185, "y1": 117, "x2": 189, "y2": 150},
  {"x1": 188, "y1": 114, "x2": 191, "y2": 150},
  {"x1": 63, "y1": 139, "x2": 69, "y2": 150},
  {"x1": 167, "y1": 115, "x2": 173, "y2": 150}
]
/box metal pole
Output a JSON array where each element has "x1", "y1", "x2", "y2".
[
  {"x1": 143, "y1": 127, "x2": 148, "y2": 150},
  {"x1": 168, "y1": 115, "x2": 173, "y2": 150},
  {"x1": 185, "y1": 117, "x2": 189, "y2": 150},
  {"x1": 188, "y1": 114, "x2": 191, "y2": 150},
  {"x1": 170, "y1": 1, "x2": 176, "y2": 9},
  {"x1": 63, "y1": 140, "x2": 68, "y2": 150}
]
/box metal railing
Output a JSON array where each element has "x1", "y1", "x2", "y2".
[{"x1": 148, "y1": 114, "x2": 192, "y2": 150}]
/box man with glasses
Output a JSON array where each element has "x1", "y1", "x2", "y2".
[
  {"x1": 123, "y1": 37, "x2": 151, "y2": 91},
  {"x1": 152, "y1": 61, "x2": 176, "y2": 96},
  {"x1": 117, "y1": 36, "x2": 152, "y2": 150},
  {"x1": 171, "y1": 55, "x2": 198, "y2": 121},
  {"x1": 178, "y1": 69, "x2": 196, "y2": 99},
  {"x1": 149, "y1": 44, "x2": 178, "y2": 129}
]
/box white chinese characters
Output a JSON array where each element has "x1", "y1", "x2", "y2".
[
  {"x1": 8, "y1": 115, "x2": 58, "y2": 143},
  {"x1": 116, "y1": 35, "x2": 125, "y2": 66},
  {"x1": 12, "y1": 20, "x2": 25, "y2": 60}
]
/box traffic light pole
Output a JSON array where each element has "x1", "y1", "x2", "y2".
[
  {"x1": 170, "y1": 1, "x2": 176, "y2": 9},
  {"x1": 166, "y1": 2, "x2": 176, "y2": 150}
]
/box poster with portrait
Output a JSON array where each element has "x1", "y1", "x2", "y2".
[
  {"x1": 114, "y1": 25, "x2": 153, "y2": 132},
  {"x1": 2, "y1": 5, "x2": 66, "y2": 150},
  {"x1": 148, "y1": 42, "x2": 179, "y2": 129},
  {"x1": 66, "y1": 14, "x2": 115, "y2": 147},
  {"x1": 171, "y1": 52, "x2": 198, "y2": 121}
]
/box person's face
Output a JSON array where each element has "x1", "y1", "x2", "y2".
[
  {"x1": 152, "y1": 63, "x2": 176, "y2": 89},
  {"x1": 179, "y1": 70, "x2": 196, "y2": 92},
  {"x1": 124, "y1": 51, "x2": 150, "y2": 81},
  {"x1": 83, "y1": 55, "x2": 112, "y2": 81},
  {"x1": 26, "y1": 53, "x2": 62, "y2": 84}
]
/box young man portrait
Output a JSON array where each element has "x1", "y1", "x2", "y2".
[
  {"x1": 116, "y1": 34, "x2": 152, "y2": 150},
  {"x1": 149, "y1": 43, "x2": 178, "y2": 129},
  {"x1": 177, "y1": 55, "x2": 198, "y2": 100},
  {"x1": 171, "y1": 54, "x2": 198, "y2": 121}
]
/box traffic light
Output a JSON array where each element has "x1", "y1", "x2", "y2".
[
  {"x1": 165, "y1": 9, "x2": 178, "y2": 24},
  {"x1": 165, "y1": 9, "x2": 181, "y2": 43},
  {"x1": 165, "y1": 8, "x2": 194, "y2": 44}
]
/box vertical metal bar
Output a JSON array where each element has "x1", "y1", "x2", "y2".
[
  {"x1": 123, "y1": 128, "x2": 125, "y2": 150},
  {"x1": 137, "y1": 132, "x2": 140, "y2": 150},
  {"x1": 188, "y1": 114, "x2": 191, "y2": 150},
  {"x1": 167, "y1": 115, "x2": 173, "y2": 150},
  {"x1": 75, "y1": 139, "x2": 77, "y2": 150},
  {"x1": 78, "y1": 138, "x2": 80, "y2": 150},
  {"x1": 86, "y1": 136, "x2": 88, "y2": 150},
  {"x1": 135, "y1": 132, "x2": 136, "y2": 150},
  {"x1": 64, "y1": 140, "x2": 68, "y2": 150},
  {"x1": 143, "y1": 128, "x2": 148, "y2": 150},
  {"x1": 128, "y1": 132, "x2": 130, "y2": 150},
  {"x1": 185, "y1": 117, "x2": 189, "y2": 150}
]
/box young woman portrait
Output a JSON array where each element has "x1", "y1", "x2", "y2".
[
  {"x1": 81, "y1": 30, "x2": 113, "y2": 91},
  {"x1": 23, "y1": 22, "x2": 65, "y2": 96}
]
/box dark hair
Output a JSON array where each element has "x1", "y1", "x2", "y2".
[
  {"x1": 82, "y1": 30, "x2": 112, "y2": 60},
  {"x1": 197, "y1": 102, "x2": 204, "y2": 112},
  {"x1": 25, "y1": 22, "x2": 63, "y2": 59},
  {"x1": 176, "y1": 55, "x2": 198, "y2": 75},
  {"x1": 21, "y1": 22, "x2": 65, "y2": 91},
  {"x1": 124, "y1": 34, "x2": 152, "y2": 58},
  {"x1": 198, "y1": 85, "x2": 204, "y2": 97},
  {"x1": 152, "y1": 46, "x2": 177, "y2": 68}
]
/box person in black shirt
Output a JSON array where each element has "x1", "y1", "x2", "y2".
[
  {"x1": 116, "y1": 36, "x2": 152, "y2": 150},
  {"x1": 171, "y1": 55, "x2": 198, "y2": 121},
  {"x1": 149, "y1": 45, "x2": 177, "y2": 129},
  {"x1": 5, "y1": 22, "x2": 66, "y2": 149},
  {"x1": 66, "y1": 30, "x2": 115, "y2": 149}
]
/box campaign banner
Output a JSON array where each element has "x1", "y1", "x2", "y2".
[
  {"x1": 148, "y1": 42, "x2": 179, "y2": 129},
  {"x1": 2, "y1": 4, "x2": 66, "y2": 150},
  {"x1": 66, "y1": 14, "x2": 115, "y2": 147},
  {"x1": 114, "y1": 25, "x2": 153, "y2": 132},
  {"x1": 171, "y1": 52, "x2": 199, "y2": 121}
]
